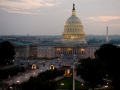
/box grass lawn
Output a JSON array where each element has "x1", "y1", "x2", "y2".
[{"x1": 56, "y1": 77, "x2": 90, "y2": 89}]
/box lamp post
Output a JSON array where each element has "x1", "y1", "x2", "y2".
[
  {"x1": 61, "y1": 83, "x2": 64, "y2": 90},
  {"x1": 13, "y1": 60, "x2": 14, "y2": 65},
  {"x1": 17, "y1": 80, "x2": 19, "y2": 84},
  {"x1": 25, "y1": 77, "x2": 27, "y2": 81},
  {"x1": 33, "y1": 72, "x2": 35, "y2": 77},
  {"x1": 59, "y1": 61, "x2": 61, "y2": 67},
  {"x1": 28, "y1": 60, "x2": 29, "y2": 66},
  {"x1": 9, "y1": 86, "x2": 13, "y2": 90},
  {"x1": 73, "y1": 65, "x2": 75, "y2": 90}
]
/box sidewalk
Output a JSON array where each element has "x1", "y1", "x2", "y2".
[{"x1": 0, "y1": 69, "x2": 36, "y2": 84}]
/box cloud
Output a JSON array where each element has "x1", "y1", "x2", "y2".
[
  {"x1": 86, "y1": 16, "x2": 120, "y2": 22},
  {"x1": 0, "y1": 0, "x2": 61, "y2": 14},
  {"x1": 110, "y1": 24, "x2": 120, "y2": 27}
]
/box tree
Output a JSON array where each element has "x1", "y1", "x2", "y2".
[
  {"x1": 94, "y1": 44, "x2": 120, "y2": 77},
  {"x1": 0, "y1": 82, "x2": 9, "y2": 90},
  {"x1": 0, "y1": 41, "x2": 15, "y2": 65},
  {"x1": 112, "y1": 71, "x2": 120, "y2": 90},
  {"x1": 76, "y1": 58, "x2": 103, "y2": 90}
]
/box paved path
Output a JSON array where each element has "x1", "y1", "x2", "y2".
[{"x1": 1, "y1": 58, "x2": 84, "y2": 85}]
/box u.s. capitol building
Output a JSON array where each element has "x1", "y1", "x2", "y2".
[{"x1": 15, "y1": 4, "x2": 105, "y2": 60}]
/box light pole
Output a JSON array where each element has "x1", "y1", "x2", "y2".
[
  {"x1": 61, "y1": 83, "x2": 64, "y2": 90},
  {"x1": 13, "y1": 60, "x2": 14, "y2": 65},
  {"x1": 73, "y1": 65, "x2": 75, "y2": 90},
  {"x1": 25, "y1": 77, "x2": 27, "y2": 81},
  {"x1": 28, "y1": 60, "x2": 29, "y2": 66},
  {"x1": 17, "y1": 80, "x2": 19, "y2": 84},
  {"x1": 59, "y1": 61, "x2": 61, "y2": 67},
  {"x1": 33, "y1": 72, "x2": 35, "y2": 77}
]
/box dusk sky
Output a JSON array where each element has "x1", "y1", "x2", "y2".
[{"x1": 0, "y1": 0, "x2": 120, "y2": 35}]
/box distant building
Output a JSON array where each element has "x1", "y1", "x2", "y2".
[{"x1": 14, "y1": 4, "x2": 104, "y2": 59}]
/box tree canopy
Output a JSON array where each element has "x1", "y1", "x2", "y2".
[
  {"x1": 76, "y1": 58, "x2": 104, "y2": 90},
  {"x1": 94, "y1": 44, "x2": 120, "y2": 89},
  {"x1": 0, "y1": 41, "x2": 15, "y2": 65},
  {"x1": 94, "y1": 44, "x2": 120, "y2": 77}
]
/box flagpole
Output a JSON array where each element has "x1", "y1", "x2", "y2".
[{"x1": 73, "y1": 65, "x2": 75, "y2": 90}]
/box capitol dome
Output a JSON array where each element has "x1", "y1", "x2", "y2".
[
  {"x1": 66, "y1": 15, "x2": 82, "y2": 25},
  {"x1": 62, "y1": 4, "x2": 86, "y2": 44}
]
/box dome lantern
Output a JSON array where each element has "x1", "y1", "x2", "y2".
[{"x1": 72, "y1": 3, "x2": 76, "y2": 15}]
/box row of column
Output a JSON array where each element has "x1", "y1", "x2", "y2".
[
  {"x1": 56, "y1": 47, "x2": 79, "y2": 54},
  {"x1": 62, "y1": 34, "x2": 84, "y2": 39}
]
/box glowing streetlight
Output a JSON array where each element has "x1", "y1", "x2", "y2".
[
  {"x1": 105, "y1": 85, "x2": 108, "y2": 88},
  {"x1": 25, "y1": 77, "x2": 27, "y2": 80},
  {"x1": 106, "y1": 74, "x2": 108, "y2": 76},
  {"x1": 9, "y1": 86, "x2": 13, "y2": 89},
  {"x1": 17, "y1": 80, "x2": 20, "y2": 84},
  {"x1": 61, "y1": 83, "x2": 64, "y2": 90}
]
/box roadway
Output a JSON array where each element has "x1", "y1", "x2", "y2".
[{"x1": 2, "y1": 58, "x2": 80, "y2": 85}]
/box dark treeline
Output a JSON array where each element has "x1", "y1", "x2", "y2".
[
  {"x1": 0, "y1": 41, "x2": 15, "y2": 66},
  {"x1": 0, "y1": 66, "x2": 26, "y2": 80},
  {"x1": 76, "y1": 44, "x2": 120, "y2": 90},
  {"x1": 10, "y1": 69, "x2": 64, "y2": 90}
]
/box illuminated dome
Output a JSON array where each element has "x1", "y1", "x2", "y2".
[
  {"x1": 66, "y1": 15, "x2": 82, "y2": 25},
  {"x1": 62, "y1": 4, "x2": 86, "y2": 44}
]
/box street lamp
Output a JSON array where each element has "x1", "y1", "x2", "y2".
[
  {"x1": 13, "y1": 60, "x2": 14, "y2": 65},
  {"x1": 105, "y1": 85, "x2": 108, "y2": 88},
  {"x1": 33, "y1": 72, "x2": 35, "y2": 77},
  {"x1": 59, "y1": 61, "x2": 61, "y2": 67},
  {"x1": 28, "y1": 60, "x2": 29, "y2": 66},
  {"x1": 9, "y1": 86, "x2": 13, "y2": 89},
  {"x1": 61, "y1": 83, "x2": 64, "y2": 90},
  {"x1": 17, "y1": 80, "x2": 19, "y2": 84},
  {"x1": 25, "y1": 77, "x2": 27, "y2": 80}
]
